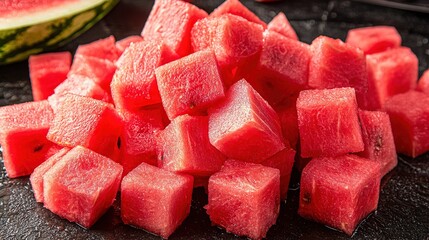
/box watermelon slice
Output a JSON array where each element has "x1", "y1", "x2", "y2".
[
  {"x1": 208, "y1": 79, "x2": 285, "y2": 163},
  {"x1": 365, "y1": 47, "x2": 418, "y2": 110},
  {"x1": 346, "y1": 26, "x2": 401, "y2": 55},
  {"x1": 30, "y1": 148, "x2": 70, "y2": 203},
  {"x1": 111, "y1": 41, "x2": 178, "y2": 111},
  {"x1": 417, "y1": 70, "x2": 429, "y2": 94},
  {"x1": 29, "y1": 51, "x2": 71, "y2": 101},
  {"x1": 210, "y1": 0, "x2": 267, "y2": 27},
  {"x1": 141, "y1": 0, "x2": 208, "y2": 56},
  {"x1": 155, "y1": 50, "x2": 225, "y2": 120},
  {"x1": 0, "y1": 100, "x2": 58, "y2": 178},
  {"x1": 267, "y1": 12, "x2": 298, "y2": 40},
  {"x1": 74, "y1": 36, "x2": 120, "y2": 63},
  {"x1": 357, "y1": 110, "x2": 397, "y2": 176},
  {"x1": 261, "y1": 147, "x2": 296, "y2": 200},
  {"x1": 121, "y1": 162, "x2": 193, "y2": 239},
  {"x1": 47, "y1": 94, "x2": 122, "y2": 161},
  {"x1": 299, "y1": 154, "x2": 381, "y2": 235},
  {"x1": 245, "y1": 30, "x2": 310, "y2": 105},
  {"x1": 308, "y1": 36, "x2": 368, "y2": 108},
  {"x1": 383, "y1": 91, "x2": 429, "y2": 158},
  {"x1": 118, "y1": 108, "x2": 165, "y2": 176},
  {"x1": 115, "y1": 35, "x2": 143, "y2": 55},
  {"x1": 297, "y1": 87, "x2": 364, "y2": 158},
  {"x1": 0, "y1": 0, "x2": 119, "y2": 64},
  {"x1": 43, "y1": 146, "x2": 123, "y2": 228},
  {"x1": 156, "y1": 114, "x2": 226, "y2": 177},
  {"x1": 68, "y1": 54, "x2": 117, "y2": 92},
  {"x1": 205, "y1": 160, "x2": 280, "y2": 239}
]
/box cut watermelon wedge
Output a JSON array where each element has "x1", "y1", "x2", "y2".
[{"x1": 0, "y1": 0, "x2": 118, "y2": 64}]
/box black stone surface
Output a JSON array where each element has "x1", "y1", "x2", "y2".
[{"x1": 0, "y1": 1, "x2": 428, "y2": 239}]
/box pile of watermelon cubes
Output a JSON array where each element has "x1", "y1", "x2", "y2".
[{"x1": 1, "y1": 0, "x2": 429, "y2": 238}]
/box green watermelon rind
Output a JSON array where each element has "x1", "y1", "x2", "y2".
[{"x1": 0, "y1": 0, "x2": 119, "y2": 65}]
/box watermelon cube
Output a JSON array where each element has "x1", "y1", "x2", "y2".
[
  {"x1": 43, "y1": 146, "x2": 123, "y2": 228},
  {"x1": 119, "y1": 108, "x2": 165, "y2": 176},
  {"x1": 48, "y1": 75, "x2": 109, "y2": 112},
  {"x1": 308, "y1": 36, "x2": 368, "y2": 107},
  {"x1": 299, "y1": 154, "x2": 381, "y2": 235},
  {"x1": 47, "y1": 94, "x2": 122, "y2": 161},
  {"x1": 141, "y1": 0, "x2": 208, "y2": 56},
  {"x1": 208, "y1": 79, "x2": 285, "y2": 163},
  {"x1": 111, "y1": 41, "x2": 178, "y2": 111},
  {"x1": 205, "y1": 160, "x2": 280, "y2": 239},
  {"x1": 210, "y1": 0, "x2": 267, "y2": 27},
  {"x1": 30, "y1": 148, "x2": 69, "y2": 202},
  {"x1": 267, "y1": 12, "x2": 298, "y2": 40},
  {"x1": 365, "y1": 47, "x2": 418, "y2": 110},
  {"x1": 246, "y1": 30, "x2": 310, "y2": 105},
  {"x1": 121, "y1": 162, "x2": 193, "y2": 239},
  {"x1": 0, "y1": 100, "x2": 57, "y2": 178},
  {"x1": 261, "y1": 147, "x2": 295, "y2": 200},
  {"x1": 75, "y1": 36, "x2": 120, "y2": 62},
  {"x1": 297, "y1": 87, "x2": 364, "y2": 158},
  {"x1": 68, "y1": 54, "x2": 117, "y2": 92},
  {"x1": 29, "y1": 51, "x2": 71, "y2": 101},
  {"x1": 155, "y1": 50, "x2": 225, "y2": 120},
  {"x1": 357, "y1": 110, "x2": 397, "y2": 176},
  {"x1": 417, "y1": 70, "x2": 429, "y2": 94},
  {"x1": 115, "y1": 35, "x2": 143, "y2": 54},
  {"x1": 383, "y1": 91, "x2": 429, "y2": 157},
  {"x1": 274, "y1": 95, "x2": 299, "y2": 149},
  {"x1": 157, "y1": 114, "x2": 225, "y2": 176},
  {"x1": 345, "y1": 26, "x2": 401, "y2": 55}
]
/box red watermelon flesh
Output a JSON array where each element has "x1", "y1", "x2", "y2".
[
  {"x1": 121, "y1": 162, "x2": 193, "y2": 239},
  {"x1": 30, "y1": 148, "x2": 69, "y2": 203},
  {"x1": 157, "y1": 114, "x2": 226, "y2": 176},
  {"x1": 294, "y1": 143, "x2": 312, "y2": 173},
  {"x1": 297, "y1": 87, "x2": 364, "y2": 158},
  {"x1": 417, "y1": 70, "x2": 429, "y2": 95},
  {"x1": 118, "y1": 108, "x2": 165, "y2": 176},
  {"x1": 75, "y1": 36, "x2": 120, "y2": 63},
  {"x1": 308, "y1": 36, "x2": 368, "y2": 108},
  {"x1": 29, "y1": 51, "x2": 71, "y2": 101},
  {"x1": 261, "y1": 147, "x2": 295, "y2": 200},
  {"x1": 417, "y1": 70, "x2": 429, "y2": 94},
  {"x1": 43, "y1": 146, "x2": 123, "y2": 228},
  {"x1": 48, "y1": 75, "x2": 109, "y2": 112},
  {"x1": 365, "y1": 47, "x2": 418, "y2": 110},
  {"x1": 299, "y1": 154, "x2": 381, "y2": 235},
  {"x1": 111, "y1": 41, "x2": 178, "y2": 112},
  {"x1": 210, "y1": 0, "x2": 267, "y2": 27},
  {"x1": 208, "y1": 79, "x2": 285, "y2": 163},
  {"x1": 274, "y1": 95, "x2": 299, "y2": 149},
  {"x1": 205, "y1": 160, "x2": 280, "y2": 240},
  {"x1": 346, "y1": 26, "x2": 401, "y2": 55},
  {"x1": 155, "y1": 50, "x2": 225, "y2": 120},
  {"x1": 267, "y1": 12, "x2": 298, "y2": 40},
  {"x1": 141, "y1": 0, "x2": 208, "y2": 57},
  {"x1": 357, "y1": 109, "x2": 397, "y2": 176},
  {"x1": 245, "y1": 30, "x2": 310, "y2": 105},
  {"x1": 68, "y1": 54, "x2": 117, "y2": 92},
  {"x1": 383, "y1": 91, "x2": 429, "y2": 158},
  {"x1": 115, "y1": 35, "x2": 143, "y2": 55},
  {"x1": 0, "y1": 0, "x2": 78, "y2": 17},
  {"x1": 0, "y1": 100, "x2": 57, "y2": 178},
  {"x1": 191, "y1": 17, "x2": 217, "y2": 52},
  {"x1": 47, "y1": 94, "x2": 122, "y2": 161}
]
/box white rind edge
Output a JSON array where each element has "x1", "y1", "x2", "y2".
[{"x1": 0, "y1": 0, "x2": 107, "y2": 30}]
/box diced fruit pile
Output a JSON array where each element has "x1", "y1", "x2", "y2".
[{"x1": 0, "y1": 0, "x2": 428, "y2": 238}]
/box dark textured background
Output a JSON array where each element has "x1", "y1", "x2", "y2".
[{"x1": 1, "y1": 0, "x2": 429, "y2": 239}]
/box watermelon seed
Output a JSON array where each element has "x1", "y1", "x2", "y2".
[
  {"x1": 33, "y1": 144, "x2": 44, "y2": 152},
  {"x1": 303, "y1": 192, "x2": 311, "y2": 204},
  {"x1": 375, "y1": 134, "x2": 383, "y2": 154},
  {"x1": 189, "y1": 102, "x2": 196, "y2": 109},
  {"x1": 117, "y1": 137, "x2": 121, "y2": 149}
]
